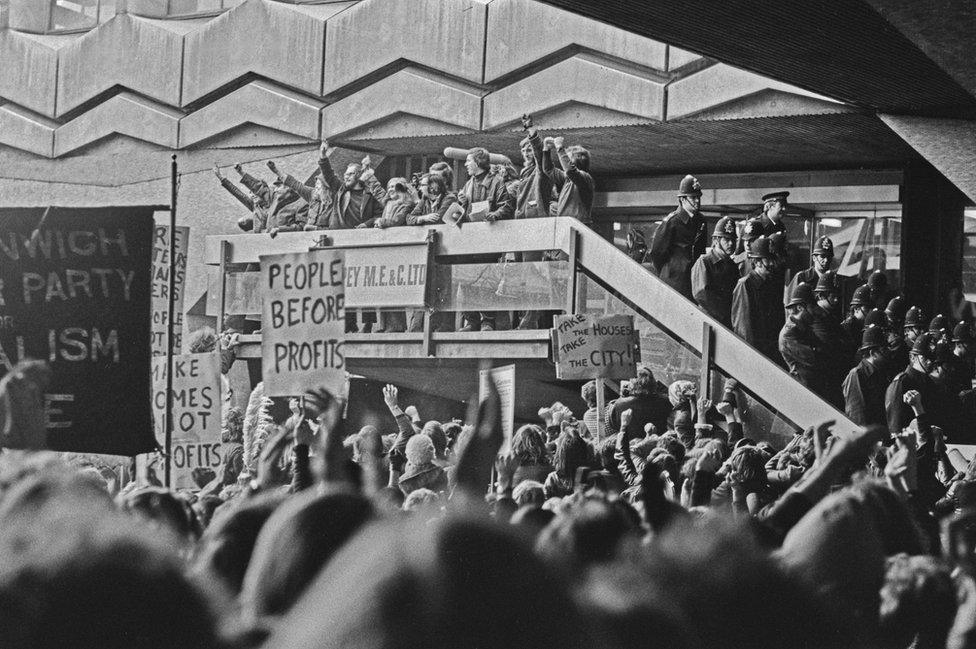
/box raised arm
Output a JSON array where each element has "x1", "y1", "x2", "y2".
[
  {"x1": 317, "y1": 140, "x2": 342, "y2": 194},
  {"x1": 215, "y1": 164, "x2": 254, "y2": 210}
]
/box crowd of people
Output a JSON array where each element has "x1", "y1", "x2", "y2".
[
  {"x1": 214, "y1": 113, "x2": 593, "y2": 333},
  {"x1": 2, "y1": 347, "x2": 976, "y2": 648},
  {"x1": 644, "y1": 177, "x2": 976, "y2": 444}
]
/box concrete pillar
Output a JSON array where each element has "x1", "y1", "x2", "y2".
[{"x1": 901, "y1": 159, "x2": 968, "y2": 316}]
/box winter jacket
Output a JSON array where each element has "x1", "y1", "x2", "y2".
[
  {"x1": 319, "y1": 158, "x2": 385, "y2": 229},
  {"x1": 408, "y1": 192, "x2": 459, "y2": 225},
  {"x1": 649, "y1": 207, "x2": 707, "y2": 300},
  {"x1": 691, "y1": 247, "x2": 740, "y2": 328}
]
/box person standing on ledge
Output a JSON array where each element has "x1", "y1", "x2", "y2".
[{"x1": 648, "y1": 175, "x2": 708, "y2": 300}]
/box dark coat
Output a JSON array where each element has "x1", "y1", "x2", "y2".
[
  {"x1": 843, "y1": 356, "x2": 888, "y2": 429},
  {"x1": 885, "y1": 366, "x2": 936, "y2": 436},
  {"x1": 779, "y1": 317, "x2": 822, "y2": 391},
  {"x1": 544, "y1": 146, "x2": 594, "y2": 222},
  {"x1": 514, "y1": 132, "x2": 554, "y2": 220},
  {"x1": 732, "y1": 270, "x2": 784, "y2": 362},
  {"x1": 648, "y1": 207, "x2": 707, "y2": 300},
  {"x1": 691, "y1": 248, "x2": 740, "y2": 328},
  {"x1": 407, "y1": 192, "x2": 459, "y2": 225},
  {"x1": 608, "y1": 394, "x2": 672, "y2": 439},
  {"x1": 319, "y1": 158, "x2": 385, "y2": 229},
  {"x1": 458, "y1": 170, "x2": 515, "y2": 222},
  {"x1": 809, "y1": 304, "x2": 854, "y2": 408}
]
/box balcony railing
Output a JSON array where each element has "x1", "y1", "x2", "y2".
[{"x1": 205, "y1": 217, "x2": 859, "y2": 444}]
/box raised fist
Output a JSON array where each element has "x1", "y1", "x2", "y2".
[
  {"x1": 553, "y1": 136, "x2": 565, "y2": 149},
  {"x1": 233, "y1": 163, "x2": 244, "y2": 176},
  {"x1": 543, "y1": 137, "x2": 555, "y2": 151},
  {"x1": 361, "y1": 155, "x2": 372, "y2": 169},
  {"x1": 520, "y1": 113, "x2": 533, "y2": 131}
]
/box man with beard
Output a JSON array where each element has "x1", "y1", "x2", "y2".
[
  {"x1": 691, "y1": 216, "x2": 739, "y2": 327},
  {"x1": 319, "y1": 150, "x2": 385, "y2": 231},
  {"x1": 648, "y1": 175, "x2": 708, "y2": 300},
  {"x1": 779, "y1": 283, "x2": 822, "y2": 393},
  {"x1": 843, "y1": 325, "x2": 890, "y2": 428},
  {"x1": 732, "y1": 237, "x2": 784, "y2": 363}
]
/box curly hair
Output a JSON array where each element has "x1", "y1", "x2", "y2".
[
  {"x1": 512, "y1": 425, "x2": 549, "y2": 466},
  {"x1": 629, "y1": 368, "x2": 655, "y2": 397},
  {"x1": 726, "y1": 446, "x2": 768, "y2": 489}
]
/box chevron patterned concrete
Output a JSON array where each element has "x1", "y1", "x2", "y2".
[
  {"x1": 322, "y1": 0, "x2": 486, "y2": 94},
  {"x1": 484, "y1": 0, "x2": 667, "y2": 82},
  {"x1": 56, "y1": 14, "x2": 189, "y2": 117},
  {"x1": 667, "y1": 63, "x2": 843, "y2": 121},
  {"x1": 0, "y1": 29, "x2": 72, "y2": 117},
  {"x1": 0, "y1": 103, "x2": 57, "y2": 157},
  {"x1": 321, "y1": 67, "x2": 481, "y2": 139},
  {"x1": 181, "y1": 0, "x2": 353, "y2": 106},
  {"x1": 179, "y1": 79, "x2": 324, "y2": 148},
  {"x1": 54, "y1": 92, "x2": 182, "y2": 156},
  {"x1": 482, "y1": 55, "x2": 665, "y2": 129}
]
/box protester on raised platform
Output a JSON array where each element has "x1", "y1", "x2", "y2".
[
  {"x1": 318, "y1": 147, "x2": 385, "y2": 231},
  {"x1": 456, "y1": 146, "x2": 515, "y2": 332},
  {"x1": 541, "y1": 134, "x2": 594, "y2": 222},
  {"x1": 213, "y1": 163, "x2": 269, "y2": 233},
  {"x1": 266, "y1": 142, "x2": 334, "y2": 232}
]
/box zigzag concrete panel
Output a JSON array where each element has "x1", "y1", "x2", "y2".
[
  {"x1": 322, "y1": 68, "x2": 481, "y2": 139},
  {"x1": 56, "y1": 15, "x2": 185, "y2": 117},
  {"x1": 0, "y1": 31, "x2": 70, "y2": 117},
  {"x1": 179, "y1": 80, "x2": 324, "y2": 148},
  {"x1": 482, "y1": 55, "x2": 664, "y2": 130},
  {"x1": 0, "y1": 104, "x2": 56, "y2": 157},
  {"x1": 485, "y1": 0, "x2": 667, "y2": 82},
  {"x1": 668, "y1": 62, "x2": 843, "y2": 121},
  {"x1": 322, "y1": 0, "x2": 485, "y2": 94},
  {"x1": 182, "y1": 0, "x2": 350, "y2": 106},
  {"x1": 54, "y1": 93, "x2": 182, "y2": 156},
  {"x1": 881, "y1": 114, "x2": 976, "y2": 204}
]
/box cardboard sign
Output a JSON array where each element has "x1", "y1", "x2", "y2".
[
  {"x1": 551, "y1": 314, "x2": 638, "y2": 380},
  {"x1": 343, "y1": 244, "x2": 429, "y2": 309},
  {"x1": 151, "y1": 350, "x2": 222, "y2": 490},
  {"x1": 0, "y1": 207, "x2": 155, "y2": 455},
  {"x1": 479, "y1": 364, "x2": 515, "y2": 448},
  {"x1": 261, "y1": 249, "x2": 346, "y2": 398},
  {"x1": 151, "y1": 225, "x2": 189, "y2": 356},
  {"x1": 151, "y1": 351, "x2": 221, "y2": 444}
]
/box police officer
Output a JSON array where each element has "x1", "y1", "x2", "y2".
[
  {"x1": 841, "y1": 284, "x2": 872, "y2": 354},
  {"x1": 735, "y1": 219, "x2": 762, "y2": 276},
  {"x1": 947, "y1": 321, "x2": 976, "y2": 395},
  {"x1": 928, "y1": 314, "x2": 949, "y2": 345},
  {"x1": 843, "y1": 324, "x2": 890, "y2": 428},
  {"x1": 648, "y1": 175, "x2": 708, "y2": 300},
  {"x1": 779, "y1": 283, "x2": 822, "y2": 393},
  {"x1": 732, "y1": 237, "x2": 784, "y2": 362},
  {"x1": 903, "y1": 306, "x2": 926, "y2": 348},
  {"x1": 757, "y1": 191, "x2": 789, "y2": 237},
  {"x1": 809, "y1": 270, "x2": 853, "y2": 408},
  {"x1": 786, "y1": 236, "x2": 834, "y2": 305},
  {"x1": 885, "y1": 331, "x2": 940, "y2": 435},
  {"x1": 691, "y1": 216, "x2": 739, "y2": 327},
  {"x1": 886, "y1": 296, "x2": 908, "y2": 332},
  {"x1": 768, "y1": 231, "x2": 790, "y2": 303},
  {"x1": 867, "y1": 270, "x2": 892, "y2": 310}
]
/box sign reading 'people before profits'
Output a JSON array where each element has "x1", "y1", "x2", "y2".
[
  {"x1": 0, "y1": 207, "x2": 155, "y2": 456},
  {"x1": 261, "y1": 249, "x2": 346, "y2": 398},
  {"x1": 551, "y1": 314, "x2": 638, "y2": 380}
]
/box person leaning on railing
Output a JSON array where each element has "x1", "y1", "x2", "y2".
[
  {"x1": 360, "y1": 175, "x2": 419, "y2": 334},
  {"x1": 455, "y1": 146, "x2": 515, "y2": 332}
]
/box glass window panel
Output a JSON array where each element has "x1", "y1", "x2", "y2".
[
  {"x1": 815, "y1": 216, "x2": 901, "y2": 290},
  {"x1": 962, "y1": 211, "x2": 976, "y2": 301},
  {"x1": 433, "y1": 261, "x2": 570, "y2": 312},
  {"x1": 49, "y1": 0, "x2": 98, "y2": 31}
]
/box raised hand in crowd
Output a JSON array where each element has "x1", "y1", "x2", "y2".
[
  {"x1": 233, "y1": 163, "x2": 244, "y2": 177},
  {"x1": 212, "y1": 163, "x2": 223, "y2": 180},
  {"x1": 303, "y1": 386, "x2": 351, "y2": 488},
  {"x1": 885, "y1": 432, "x2": 919, "y2": 496},
  {"x1": 453, "y1": 375, "x2": 503, "y2": 502},
  {"x1": 266, "y1": 160, "x2": 284, "y2": 182}
]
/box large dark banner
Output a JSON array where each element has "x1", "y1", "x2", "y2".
[{"x1": 0, "y1": 207, "x2": 156, "y2": 455}]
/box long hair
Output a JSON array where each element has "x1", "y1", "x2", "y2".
[{"x1": 512, "y1": 425, "x2": 548, "y2": 466}]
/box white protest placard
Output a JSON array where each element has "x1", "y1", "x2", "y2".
[
  {"x1": 343, "y1": 244, "x2": 429, "y2": 309},
  {"x1": 151, "y1": 351, "x2": 222, "y2": 490},
  {"x1": 479, "y1": 364, "x2": 515, "y2": 448},
  {"x1": 151, "y1": 225, "x2": 189, "y2": 356},
  {"x1": 152, "y1": 351, "x2": 222, "y2": 443},
  {"x1": 551, "y1": 314, "x2": 638, "y2": 380},
  {"x1": 261, "y1": 249, "x2": 346, "y2": 398}
]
